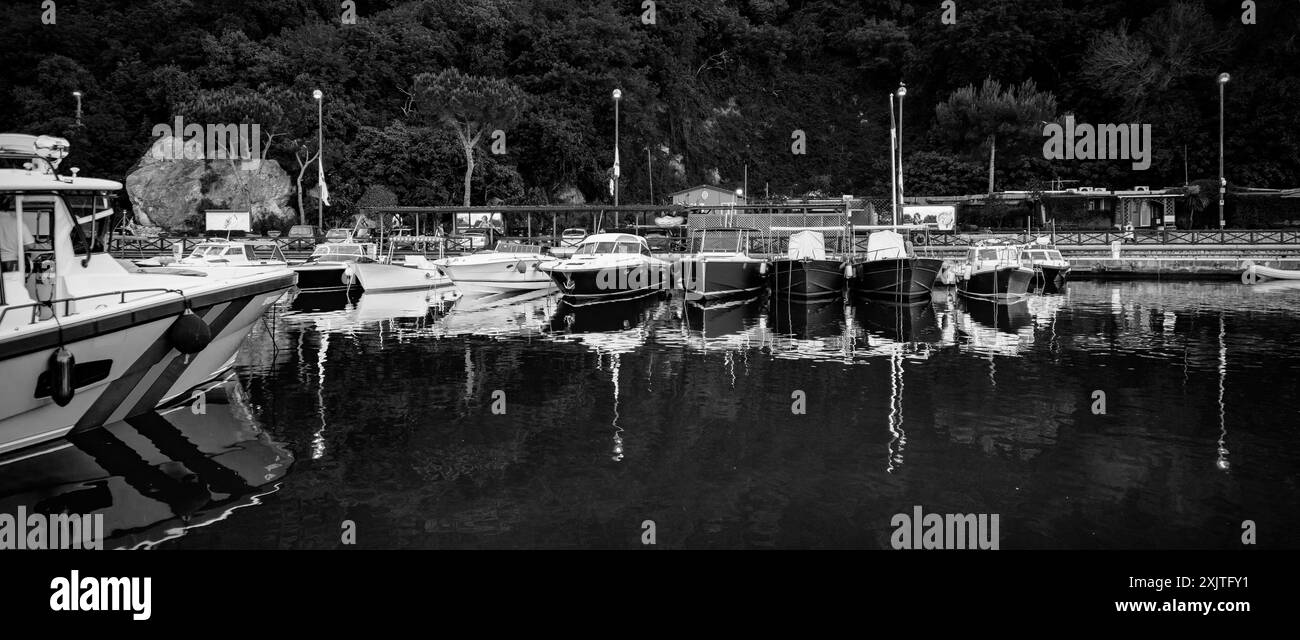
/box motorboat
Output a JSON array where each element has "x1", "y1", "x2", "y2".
[
  {"x1": 849, "y1": 229, "x2": 943, "y2": 300},
  {"x1": 675, "y1": 227, "x2": 768, "y2": 303},
  {"x1": 345, "y1": 254, "x2": 452, "y2": 293},
  {"x1": 291, "y1": 240, "x2": 376, "y2": 290},
  {"x1": 0, "y1": 133, "x2": 294, "y2": 455},
  {"x1": 1020, "y1": 238, "x2": 1071, "y2": 291},
  {"x1": 134, "y1": 238, "x2": 287, "y2": 270},
  {"x1": 536, "y1": 233, "x2": 670, "y2": 305},
  {"x1": 431, "y1": 241, "x2": 556, "y2": 294},
  {"x1": 1242, "y1": 261, "x2": 1300, "y2": 284},
  {"x1": 955, "y1": 240, "x2": 1035, "y2": 302},
  {"x1": 769, "y1": 229, "x2": 845, "y2": 300}
]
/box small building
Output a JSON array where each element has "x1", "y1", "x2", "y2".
[{"x1": 669, "y1": 185, "x2": 745, "y2": 207}]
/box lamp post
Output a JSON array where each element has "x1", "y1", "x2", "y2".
[
  {"x1": 896, "y1": 83, "x2": 907, "y2": 225},
  {"x1": 71, "y1": 91, "x2": 82, "y2": 128},
  {"x1": 613, "y1": 88, "x2": 622, "y2": 207},
  {"x1": 313, "y1": 89, "x2": 324, "y2": 229},
  {"x1": 1217, "y1": 73, "x2": 1229, "y2": 230}
]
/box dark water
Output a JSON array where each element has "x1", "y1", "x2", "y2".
[{"x1": 6, "y1": 280, "x2": 1299, "y2": 549}]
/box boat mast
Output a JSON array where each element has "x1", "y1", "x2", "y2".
[{"x1": 889, "y1": 92, "x2": 898, "y2": 227}]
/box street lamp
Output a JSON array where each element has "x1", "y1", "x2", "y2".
[
  {"x1": 1217, "y1": 73, "x2": 1229, "y2": 230},
  {"x1": 71, "y1": 91, "x2": 82, "y2": 128},
  {"x1": 612, "y1": 88, "x2": 622, "y2": 207},
  {"x1": 313, "y1": 89, "x2": 324, "y2": 228}
]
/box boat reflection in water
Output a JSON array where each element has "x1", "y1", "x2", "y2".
[
  {"x1": 548, "y1": 294, "x2": 664, "y2": 355},
  {"x1": 0, "y1": 373, "x2": 292, "y2": 549},
  {"x1": 955, "y1": 297, "x2": 1035, "y2": 356},
  {"x1": 436, "y1": 289, "x2": 557, "y2": 338},
  {"x1": 289, "y1": 287, "x2": 362, "y2": 313},
  {"x1": 767, "y1": 296, "x2": 843, "y2": 338}
]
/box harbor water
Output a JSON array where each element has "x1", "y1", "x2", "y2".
[{"x1": 4, "y1": 280, "x2": 1298, "y2": 549}]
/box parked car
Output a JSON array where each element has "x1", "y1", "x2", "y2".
[{"x1": 288, "y1": 225, "x2": 325, "y2": 242}]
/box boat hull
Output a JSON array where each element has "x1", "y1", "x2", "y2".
[
  {"x1": 437, "y1": 256, "x2": 554, "y2": 294},
  {"x1": 769, "y1": 258, "x2": 845, "y2": 300},
  {"x1": 292, "y1": 263, "x2": 350, "y2": 290},
  {"x1": 677, "y1": 257, "x2": 768, "y2": 302},
  {"x1": 347, "y1": 261, "x2": 451, "y2": 292},
  {"x1": 539, "y1": 262, "x2": 669, "y2": 305},
  {"x1": 1030, "y1": 265, "x2": 1070, "y2": 291},
  {"x1": 850, "y1": 257, "x2": 943, "y2": 300},
  {"x1": 958, "y1": 266, "x2": 1035, "y2": 301},
  {"x1": 0, "y1": 272, "x2": 294, "y2": 455}
]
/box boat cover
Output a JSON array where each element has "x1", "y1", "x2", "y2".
[
  {"x1": 787, "y1": 230, "x2": 826, "y2": 260},
  {"x1": 866, "y1": 229, "x2": 907, "y2": 260}
]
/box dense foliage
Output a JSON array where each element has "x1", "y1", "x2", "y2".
[{"x1": 1, "y1": 0, "x2": 1296, "y2": 221}]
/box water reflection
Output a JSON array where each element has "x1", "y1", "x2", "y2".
[
  {"x1": 0, "y1": 374, "x2": 291, "y2": 549},
  {"x1": 6, "y1": 280, "x2": 1282, "y2": 549}
]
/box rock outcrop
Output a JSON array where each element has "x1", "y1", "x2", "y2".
[{"x1": 125, "y1": 136, "x2": 295, "y2": 232}]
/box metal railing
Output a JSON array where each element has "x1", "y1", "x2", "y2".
[{"x1": 0, "y1": 287, "x2": 179, "y2": 328}]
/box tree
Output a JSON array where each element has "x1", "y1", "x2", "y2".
[
  {"x1": 934, "y1": 79, "x2": 1057, "y2": 193},
  {"x1": 412, "y1": 69, "x2": 526, "y2": 206}
]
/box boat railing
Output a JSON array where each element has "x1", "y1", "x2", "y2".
[{"x1": 0, "y1": 287, "x2": 180, "y2": 329}]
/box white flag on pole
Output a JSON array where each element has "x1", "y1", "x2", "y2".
[
  {"x1": 317, "y1": 156, "x2": 331, "y2": 206},
  {"x1": 613, "y1": 146, "x2": 621, "y2": 178}
]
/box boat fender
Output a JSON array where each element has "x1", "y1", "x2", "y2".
[
  {"x1": 168, "y1": 307, "x2": 212, "y2": 354},
  {"x1": 516, "y1": 260, "x2": 529, "y2": 274},
  {"x1": 843, "y1": 262, "x2": 853, "y2": 277},
  {"x1": 759, "y1": 262, "x2": 768, "y2": 275},
  {"x1": 48, "y1": 346, "x2": 76, "y2": 407},
  {"x1": 341, "y1": 266, "x2": 356, "y2": 286}
]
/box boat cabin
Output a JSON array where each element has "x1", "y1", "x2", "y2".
[
  {"x1": 688, "y1": 228, "x2": 758, "y2": 255},
  {"x1": 572, "y1": 233, "x2": 653, "y2": 257},
  {"x1": 305, "y1": 242, "x2": 377, "y2": 263}
]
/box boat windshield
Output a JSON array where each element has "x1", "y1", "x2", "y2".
[
  {"x1": 1048, "y1": 251, "x2": 1063, "y2": 260},
  {"x1": 189, "y1": 245, "x2": 226, "y2": 258},
  {"x1": 312, "y1": 244, "x2": 364, "y2": 258}
]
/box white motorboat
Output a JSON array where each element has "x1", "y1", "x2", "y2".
[
  {"x1": 1020, "y1": 237, "x2": 1071, "y2": 290},
  {"x1": 291, "y1": 240, "x2": 376, "y2": 290},
  {"x1": 0, "y1": 134, "x2": 294, "y2": 455},
  {"x1": 1242, "y1": 261, "x2": 1300, "y2": 284},
  {"x1": 536, "y1": 233, "x2": 670, "y2": 305},
  {"x1": 956, "y1": 241, "x2": 1035, "y2": 301},
  {"x1": 345, "y1": 254, "x2": 452, "y2": 293},
  {"x1": 432, "y1": 242, "x2": 556, "y2": 294},
  {"x1": 135, "y1": 238, "x2": 288, "y2": 270}
]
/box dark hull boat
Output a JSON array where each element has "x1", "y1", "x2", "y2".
[
  {"x1": 770, "y1": 259, "x2": 845, "y2": 299},
  {"x1": 958, "y1": 266, "x2": 1035, "y2": 301},
  {"x1": 538, "y1": 233, "x2": 671, "y2": 306},
  {"x1": 850, "y1": 257, "x2": 943, "y2": 300},
  {"x1": 293, "y1": 264, "x2": 351, "y2": 290},
  {"x1": 769, "y1": 230, "x2": 845, "y2": 300},
  {"x1": 678, "y1": 258, "x2": 768, "y2": 302},
  {"x1": 1031, "y1": 265, "x2": 1070, "y2": 292},
  {"x1": 677, "y1": 227, "x2": 768, "y2": 303}
]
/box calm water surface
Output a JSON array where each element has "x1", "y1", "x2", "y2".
[{"x1": 5, "y1": 280, "x2": 1299, "y2": 548}]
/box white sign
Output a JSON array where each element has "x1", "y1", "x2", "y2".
[
  {"x1": 902, "y1": 205, "x2": 955, "y2": 231},
  {"x1": 204, "y1": 210, "x2": 251, "y2": 232}
]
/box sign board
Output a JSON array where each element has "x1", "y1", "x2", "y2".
[
  {"x1": 902, "y1": 205, "x2": 956, "y2": 231},
  {"x1": 205, "y1": 210, "x2": 251, "y2": 232},
  {"x1": 456, "y1": 212, "x2": 504, "y2": 233}
]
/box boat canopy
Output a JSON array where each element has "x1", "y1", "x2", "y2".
[
  {"x1": 865, "y1": 229, "x2": 907, "y2": 260},
  {"x1": 786, "y1": 230, "x2": 826, "y2": 260}
]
